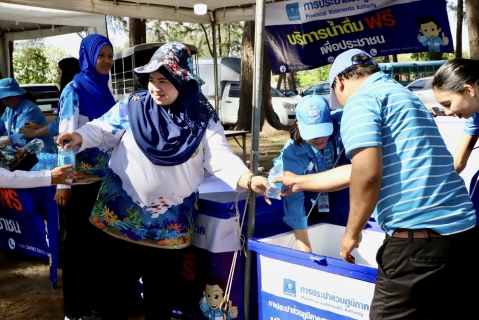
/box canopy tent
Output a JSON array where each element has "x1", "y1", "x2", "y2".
[
  {"x1": 0, "y1": 3, "x2": 107, "y2": 78},
  {"x1": 0, "y1": 0, "x2": 258, "y2": 24},
  {"x1": 0, "y1": 0, "x2": 270, "y2": 318}
]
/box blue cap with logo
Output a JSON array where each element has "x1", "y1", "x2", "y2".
[
  {"x1": 0, "y1": 78, "x2": 26, "y2": 100},
  {"x1": 328, "y1": 49, "x2": 374, "y2": 110},
  {"x1": 296, "y1": 95, "x2": 332, "y2": 140}
]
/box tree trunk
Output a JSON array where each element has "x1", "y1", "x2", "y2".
[
  {"x1": 392, "y1": 54, "x2": 398, "y2": 62},
  {"x1": 262, "y1": 51, "x2": 289, "y2": 131},
  {"x1": 287, "y1": 73, "x2": 296, "y2": 90},
  {"x1": 456, "y1": 0, "x2": 464, "y2": 58},
  {"x1": 129, "y1": 18, "x2": 146, "y2": 47},
  {"x1": 9, "y1": 41, "x2": 14, "y2": 78},
  {"x1": 216, "y1": 24, "x2": 222, "y2": 57},
  {"x1": 380, "y1": 55, "x2": 390, "y2": 63},
  {"x1": 276, "y1": 74, "x2": 285, "y2": 90},
  {"x1": 466, "y1": 0, "x2": 479, "y2": 59},
  {"x1": 227, "y1": 24, "x2": 231, "y2": 56},
  {"x1": 235, "y1": 21, "x2": 289, "y2": 131},
  {"x1": 236, "y1": 21, "x2": 255, "y2": 130}
]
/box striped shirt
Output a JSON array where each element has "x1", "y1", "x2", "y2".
[
  {"x1": 464, "y1": 112, "x2": 479, "y2": 135},
  {"x1": 341, "y1": 72, "x2": 476, "y2": 235}
]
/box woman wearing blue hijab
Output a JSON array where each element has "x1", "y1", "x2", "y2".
[
  {"x1": 59, "y1": 34, "x2": 115, "y2": 320},
  {"x1": 57, "y1": 42, "x2": 271, "y2": 320}
]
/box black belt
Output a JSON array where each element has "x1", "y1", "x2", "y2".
[{"x1": 391, "y1": 228, "x2": 443, "y2": 239}]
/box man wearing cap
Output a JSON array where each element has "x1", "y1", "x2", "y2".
[
  {"x1": 330, "y1": 49, "x2": 478, "y2": 318},
  {"x1": 268, "y1": 95, "x2": 349, "y2": 252},
  {"x1": 0, "y1": 78, "x2": 56, "y2": 153}
]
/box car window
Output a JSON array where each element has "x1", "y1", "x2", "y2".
[
  {"x1": 228, "y1": 83, "x2": 241, "y2": 98},
  {"x1": 21, "y1": 85, "x2": 60, "y2": 100},
  {"x1": 37, "y1": 101, "x2": 59, "y2": 112},
  {"x1": 271, "y1": 87, "x2": 285, "y2": 97},
  {"x1": 317, "y1": 83, "x2": 331, "y2": 95},
  {"x1": 303, "y1": 85, "x2": 318, "y2": 96},
  {"x1": 407, "y1": 79, "x2": 426, "y2": 91}
]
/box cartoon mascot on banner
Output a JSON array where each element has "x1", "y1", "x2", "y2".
[{"x1": 199, "y1": 275, "x2": 238, "y2": 319}]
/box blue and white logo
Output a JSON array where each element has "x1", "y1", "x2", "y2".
[
  {"x1": 307, "y1": 106, "x2": 321, "y2": 123},
  {"x1": 286, "y1": 3, "x2": 301, "y2": 21},
  {"x1": 283, "y1": 278, "x2": 296, "y2": 297}
]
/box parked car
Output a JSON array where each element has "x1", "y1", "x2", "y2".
[
  {"x1": 198, "y1": 57, "x2": 299, "y2": 126},
  {"x1": 406, "y1": 77, "x2": 443, "y2": 115},
  {"x1": 299, "y1": 81, "x2": 332, "y2": 107},
  {"x1": 20, "y1": 84, "x2": 60, "y2": 124}
]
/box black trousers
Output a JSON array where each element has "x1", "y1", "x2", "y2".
[
  {"x1": 62, "y1": 181, "x2": 103, "y2": 318},
  {"x1": 370, "y1": 227, "x2": 479, "y2": 320},
  {"x1": 99, "y1": 234, "x2": 187, "y2": 320}
]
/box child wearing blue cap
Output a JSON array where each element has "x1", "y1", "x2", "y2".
[
  {"x1": 0, "y1": 78, "x2": 56, "y2": 153},
  {"x1": 269, "y1": 95, "x2": 348, "y2": 252}
]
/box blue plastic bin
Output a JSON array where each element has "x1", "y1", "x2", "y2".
[{"x1": 249, "y1": 221, "x2": 385, "y2": 320}]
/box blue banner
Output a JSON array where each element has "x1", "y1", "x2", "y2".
[
  {"x1": 0, "y1": 186, "x2": 59, "y2": 287},
  {"x1": 265, "y1": 0, "x2": 453, "y2": 74}
]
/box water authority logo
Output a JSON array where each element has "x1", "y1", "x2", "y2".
[
  {"x1": 286, "y1": 3, "x2": 301, "y2": 21},
  {"x1": 283, "y1": 278, "x2": 296, "y2": 297}
]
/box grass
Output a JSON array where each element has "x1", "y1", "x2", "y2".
[{"x1": 226, "y1": 130, "x2": 290, "y2": 176}]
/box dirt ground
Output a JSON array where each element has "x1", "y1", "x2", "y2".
[
  {"x1": 0, "y1": 250, "x2": 64, "y2": 320},
  {"x1": 0, "y1": 249, "x2": 146, "y2": 320}
]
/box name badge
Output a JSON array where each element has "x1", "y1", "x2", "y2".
[{"x1": 317, "y1": 193, "x2": 330, "y2": 213}]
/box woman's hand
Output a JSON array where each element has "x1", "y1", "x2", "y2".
[
  {"x1": 50, "y1": 164, "x2": 77, "y2": 186},
  {"x1": 20, "y1": 122, "x2": 45, "y2": 138},
  {"x1": 54, "y1": 188, "x2": 72, "y2": 208},
  {"x1": 239, "y1": 173, "x2": 272, "y2": 205},
  {"x1": 249, "y1": 175, "x2": 272, "y2": 205},
  {"x1": 56, "y1": 132, "x2": 83, "y2": 149}
]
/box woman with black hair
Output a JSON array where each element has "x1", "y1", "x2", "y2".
[
  {"x1": 20, "y1": 57, "x2": 81, "y2": 138},
  {"x1": 432, "y1": 58, "x2": 479, "y2": 173}
]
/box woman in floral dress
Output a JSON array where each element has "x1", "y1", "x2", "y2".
[
  {"x1": 57, "y1": 42, "x2": 270, "y2": 319},
  {"x1": 57, "y1": 34, "x2": 116, "y2": 320}
]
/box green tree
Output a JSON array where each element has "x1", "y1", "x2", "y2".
[
  {"x1": 295, "y1": 65, "x2": 331, "y2": 89},
  {"x1": 13, "y1": 40, "x2": 68, "y2": 84}
]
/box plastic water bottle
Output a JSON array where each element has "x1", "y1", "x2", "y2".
[
  {"x1": 58, "y1": 147, "x2": 75, "y2": 183},
  {"x1": 266, "y1": 166, "x2": 283, "y2": 200}
]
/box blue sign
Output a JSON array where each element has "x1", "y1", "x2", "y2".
[
  {"x1": 0, "y1": 186, "x2": 59, "y2": 287},
  {"x1": 264, "y1": 0, "x2": 453, "y2": 74}
]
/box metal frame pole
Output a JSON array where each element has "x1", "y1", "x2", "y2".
[
  {"x1": 212, "y1": 15, "x2": 220, "y2": 114},
  {"x1": 244, "y1": 0, "x2": 266, "y2": 319}
]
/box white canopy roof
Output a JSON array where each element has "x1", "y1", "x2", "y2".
[
  {"x1": 0, "y1": 0, "x2": 270, "y2": 24},
  {"x1": 0, "y1": 3, "x2": 107, "y2": 78}
]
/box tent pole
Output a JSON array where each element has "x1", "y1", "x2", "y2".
[
  {"x1": 212, "y1": 16, "x2": 220, "y2": 114},
  {"x1": 245, "y1": 0, "x2": 266, "y2": 319}
]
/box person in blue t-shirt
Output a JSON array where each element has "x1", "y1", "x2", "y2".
[
  {"x1": 268, "y1": 95, "x2": 348, "y2": 252},
  {"x1": 432, "y1": 58, "x2": 479, "y2": 174},
  {"x1": 0, "y1": 78, "x2": 57, "y2": 153}
]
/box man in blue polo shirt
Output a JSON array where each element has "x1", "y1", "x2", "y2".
[{"x1": 330, "y1": 49, "x2": 478, "y2": 319}]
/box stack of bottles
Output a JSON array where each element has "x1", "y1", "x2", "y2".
[{"x1": 31, "y1": 153, "x2": 59, "y2": 171}]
